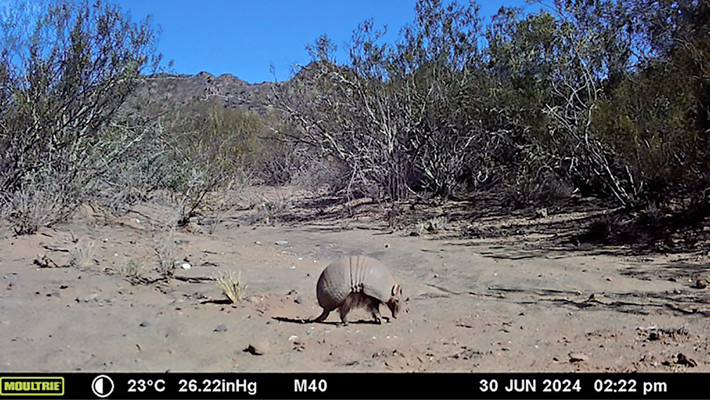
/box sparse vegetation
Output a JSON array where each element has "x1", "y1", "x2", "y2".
[
  {"x1": 414, "y1": 216, "x2": 449, "y2": 236},
  {"x1": 1, "y1": 0, "x2": 708, "y2": 253},
  {"x1": 154, "y1": 225, "x2": 178, "y2": 279},
  {"x1": 4, "y1": 177, "x2": 78, "y2": 235},
  {"x1": 252, "y1": 196, "x2": 294, "y2": 225},
  {"x1": 116, "y1": 259, "x2": 144, "y2": 283},
  {"x1": 69, "y1": 240, "x2": 96, "y2": 269},
  {"x1": 215, "y1": 270, "x2": 247, "y2": 304},
  {"x1": 0, "y1": 0, "x2": 162, "y2": 232}
]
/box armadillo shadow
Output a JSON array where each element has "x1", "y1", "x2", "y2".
[{"x1": 271, "y1": 316, "x2": 385, "y2": 325}]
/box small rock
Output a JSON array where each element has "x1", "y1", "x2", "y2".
[
  {"x1": 676, "y1": 353, "x2": 697, "y2": 367},
  {"x1": 213, "y1": 324, "x2": 228, "y2": 333},
  {"x1": 139, "y1": 321, "x2": 150, "y2": 327},
  {"x1": 75, "y1": 294, "x2": 98, "y2": 303},
  {"x1": 568, "y1": 352, "x2": 588, "y2": 363},
  {"x1": 254, "y1": 241, "x2": 262, "y2": 245},
  {"x1": 692, "y1": 278, "x2": 708, "y2": 289},
  {"x1": 275, "y1": 240, "x2": 289, "y2": 246},
  {"x1": 294, "y1": 296, "x2": 303, "y2": 304},
  {"x1": 245, "y1": 340, "x2": 269, "y2": 356}
]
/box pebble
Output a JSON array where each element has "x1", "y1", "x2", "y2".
[
  {"x1": 568, "y1": 352, "x2": 588, "y2": 363},
  {"x1": 139, "y1": 321, "x2": 150, "y2": 327},
  {"x1": 213, "y1": 324, "x2": 228, "y2": 333},
  {"x1": 245, "y1": 340, "x2": 269, "y2": 355}
]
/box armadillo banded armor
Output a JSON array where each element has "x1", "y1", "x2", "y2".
[{"x1": 315, "y1": 255, "x2": 401, "y2": 324}]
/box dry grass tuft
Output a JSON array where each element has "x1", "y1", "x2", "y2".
[
  {"x1": 215, "y1": 270, "x2": 247, "y2": 304},
  {"x1": 69, "y1": 240, "x2": 96, "y2": 269}
]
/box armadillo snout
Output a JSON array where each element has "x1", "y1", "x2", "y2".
[
  {"x1": 386, "y1": 283, "x2": 403, "y2": 318},
  {"x1": 388, "y1": 300, "x2": 400, "y2": 319}
]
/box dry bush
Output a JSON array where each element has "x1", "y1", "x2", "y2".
[
  {"x1": 0, "y1": 1, "x2": 161, "y2": 231},
  {"x1": 3, "y1": 177, "x2": 81, "y2": 235},
  {"x1": 289, "y1": 157, "x2": 347, "y2": 193}
]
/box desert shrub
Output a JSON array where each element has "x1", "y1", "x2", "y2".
[
  {"x1": 0, "y1": 0, "x2": 161, "y2": 232},
  {"x1": 93, "y1": 96, "x2": 282, "y2": 223},
  {"x1": 282, "y1": 1, "x2": 486, "y2": 202},
  {"x1": 592, "y1": 50, "x2": 710, "y2": 204},
  {"x1": 289, "y1": 156, "x2": 348, "y2": 193},
  {"x1": 3, "y1": 174, "x2": 82, "y2": 234}
]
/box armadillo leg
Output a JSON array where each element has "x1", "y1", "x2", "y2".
[
  {"x1": 338, "y1": 297, "x2": 354, "y2": 325},
  {"x1": 314, "y1": 308, "x2": 332, "y2": 323},
  {"x1": 366, "y1": 299, "x2": 383, "y2": 324}
]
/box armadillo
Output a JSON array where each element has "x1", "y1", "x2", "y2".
[{"x1": 314, "y1": 255, "x2": 402, "y2": 324}]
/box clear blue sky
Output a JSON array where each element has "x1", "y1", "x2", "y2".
[{"x1": 112, "y1": 1, "x2": 540, "y2": 84}]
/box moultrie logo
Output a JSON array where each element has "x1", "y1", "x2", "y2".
[{"x1": 0, "y1": 376, "x2": 65, "y2": 396}]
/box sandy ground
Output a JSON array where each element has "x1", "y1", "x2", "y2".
[{"x1": 1, "y1": 188, "x2": 708, "y2": 373}]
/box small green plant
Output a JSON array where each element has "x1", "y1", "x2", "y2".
[
  {"x1": 215, "y1": 270, "x2": 247, "y2": 304},
  {"x1": 69, "y1": 240, "x2": 96, "y2": 269}
]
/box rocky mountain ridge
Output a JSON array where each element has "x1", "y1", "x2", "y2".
[{"x1": 131, "y1": 70, "x2": 283, "y2": 114}]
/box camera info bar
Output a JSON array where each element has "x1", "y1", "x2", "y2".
[{"x1": 0, "y1": 373, "x2": 705, "y2": 399}]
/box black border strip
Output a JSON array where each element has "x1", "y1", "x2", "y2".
[{"x1": 0, "y1": 372, "x2": 706, "y2": 399}]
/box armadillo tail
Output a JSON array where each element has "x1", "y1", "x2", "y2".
[{"x1": 314, "y1": 308, "x2": 331, "y2": 323}]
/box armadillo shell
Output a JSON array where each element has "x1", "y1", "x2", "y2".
[{"x1": 316, "y1": 255, "x2": 396, "y2": 310}]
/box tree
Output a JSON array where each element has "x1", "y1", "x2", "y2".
[{"x1": 0, "y1": 0, "x2": 162, "y2": 232}]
